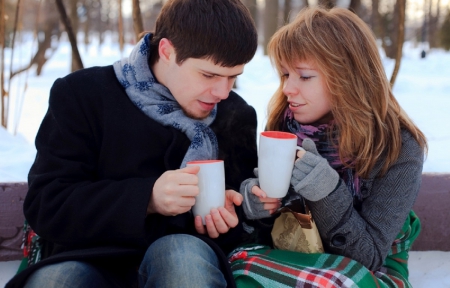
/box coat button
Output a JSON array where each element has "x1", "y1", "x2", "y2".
[
  {"x1": 361, "y1": 185, "x2": 368, "y2": 194},
  {"x1": 331, "y1": 234, "x2": 346, "y2": 246}
]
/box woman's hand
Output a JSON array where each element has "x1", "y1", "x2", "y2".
[
  {"x1": 291, "y1": 138, "x2": 340, "y2": 201},
  {"x1": 240, "y1": 177, "x2": 281, "y2": 220}
]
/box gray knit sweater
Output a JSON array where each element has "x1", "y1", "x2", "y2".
[{"x1": 308, "y1": 129, "x2": 424, "y2": 271}]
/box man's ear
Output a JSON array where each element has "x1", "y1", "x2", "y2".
[{"x1": 158, "y1": 38, "x2": 175, "y2": 64}]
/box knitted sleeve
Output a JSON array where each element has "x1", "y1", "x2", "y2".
[{"x1": 307, "y1": 130, "x2": 424, "y2": 271}]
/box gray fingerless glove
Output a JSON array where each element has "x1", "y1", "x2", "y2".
[
  {"x1": 290, "y1": 138, "x2": 340, "y2": 201},
  {"x1": 240, "y1": 173, "x2": 271, "y2": 220}
]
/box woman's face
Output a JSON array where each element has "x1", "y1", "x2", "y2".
[{"x1": 281, "y1": 60, "x2": 333, "y2": 124}]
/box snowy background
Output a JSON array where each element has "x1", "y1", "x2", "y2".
[
  {"x1": 1, "y1": 34, "x2": 449, "y2": 182},
  {"x1": 0, "y1": 33, "x2": 450, "y2": 287}
]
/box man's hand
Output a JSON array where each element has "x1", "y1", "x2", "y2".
[
  {"x1": 148, "y1": 165, "x2": 200, "y2": 216},
  {"x1": 194, "y1": 189, "x2": 243, "y2": 238}
]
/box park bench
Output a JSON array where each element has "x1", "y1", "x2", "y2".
[{"x1": 1, "y1": 173, "x2": 449, "y2": 262}]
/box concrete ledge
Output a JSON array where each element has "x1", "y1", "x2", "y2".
[
  {"x1": 0, "y1": 182, "x2": 27, "y2": 261},
  {"x1": 0, "y1": 173, "x2": 449, "y2": 260},
  {"x1": 412, "y1": 173, "x2": 450, "y2": 251}
]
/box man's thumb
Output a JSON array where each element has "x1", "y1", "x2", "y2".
[{"x1": 182, "y1": 165, "x2": 200, "y2": 174}]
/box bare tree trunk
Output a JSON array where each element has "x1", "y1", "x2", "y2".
[
  {"x1": 242, "y1": 0, "x2": 258, "y2": 24},
  {"x1": 56, "y1": 0, "x2": 84, "y2": 71},
  {"x1": 0, "y1": 0, "x2": 5, "y2": 128},
  {"x1": 69, "y1": 0, "x2": 80, "y2": 72},
  {"x1": 118, "y1": 0, "x2": 124, "y2": 52},
  {"x1": 284, "y1": 0, "x2": 291, "y2": 24},
  {"x1": 383, "y1": 1, "x2": 400, "y2": 59},
  {"x1": 132, "y1": 0, "x2": 144, "y2": 42},
  {"x1": 98, "y1": 0, "x2": 108, "y2": 46},
  {"x1": 390, "y1": 0, "x2": 405, "y2": 87},
  {"x1": 264, "y1": 0, "x2": 279, "y2": 55},
  {"x1": 318, "y1": 0, "x2": 335, "y2": 9},
  {"x1": 349, "y1": 0, "x2": 361, "y2": 14},
  {"x1": 10, "y1": 16, "x2": 60, "y2": 78},
  {"x1": 371, "y1": 0, "x2": 381, "y2": 38},
  {"x1": 83, "y1": 0, "x2": 91, "y2": 47},
  {"x1": 4, "y1": 0, "x2": 23, "y2": 129},
  {"x1": 428, "y1": 0, "x2": 441, "y2": 48},
  {"x1": 428, "y1": 0, "x2": 433, "y2": 46}
]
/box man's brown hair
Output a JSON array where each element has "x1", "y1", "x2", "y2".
[{"x1": 148, "y1": 0, "x2": 257, "y2": 67}]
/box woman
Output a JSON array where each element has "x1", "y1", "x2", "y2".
[{"x1": 232, "y1": 6, "x2": 427, "y2": 287}]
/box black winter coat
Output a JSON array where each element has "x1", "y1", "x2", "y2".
[{"x1": 7, "y1": 65, "x2": 258, "y2": 287}]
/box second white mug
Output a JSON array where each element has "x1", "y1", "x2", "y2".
[
  {"x1": 258, "y1": 131, "x2": 303, "y2": 198},
  {"x1": 187, "y1": 160, "x2": 226, "y2": 225}
]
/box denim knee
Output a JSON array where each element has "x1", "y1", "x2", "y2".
[
  {"x1": 139, "y1": 234, "x2": 226, "y2": 288},
  {"x1": 24, "y1": 261, "x2": 111, "y2": 288}
]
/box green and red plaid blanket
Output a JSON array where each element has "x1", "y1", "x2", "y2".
[{"x1": 229, "y1": 210, "x2": 420, "y2": 288}]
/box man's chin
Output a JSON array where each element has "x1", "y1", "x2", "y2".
[{"x1": 183, "y1": 109, "x2": 211, "y2": 120}]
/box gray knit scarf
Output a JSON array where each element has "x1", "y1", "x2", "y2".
[
  {"x1": 283, "y1": 109, "x2": 361, "y2": 202},
  {"x1": 113, "y1": 34, "x2": 218, "y2": 168}
]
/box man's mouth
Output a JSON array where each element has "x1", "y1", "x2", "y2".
[{"x1": 198, "y1": 101, "x2": 217, "y2": 111}]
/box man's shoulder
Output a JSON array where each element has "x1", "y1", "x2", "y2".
[
  {"x1": 61, "y1": 65, "x2": 116, "y2": 83},
  {"x1": 54, "y1": 65, "x2": 122, "y2": 98},
  {"x1": 50, "y1": 65, "x2": 125, "y2": 107}
]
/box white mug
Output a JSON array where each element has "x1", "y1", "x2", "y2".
[
  {"x1": 186, "y1": 160, "x2": 226, "y2": 225},
  {"x1": 258, "y1": 131, "x2": 304, "y2": 198}
]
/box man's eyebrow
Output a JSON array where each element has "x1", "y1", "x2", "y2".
[{"x1": 200, "y1": 70, "x2": 243, "y2": 77}]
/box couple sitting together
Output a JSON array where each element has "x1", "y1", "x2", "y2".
[{"x1": 7, "y1": 0, "x2": 426, "y2": 287}]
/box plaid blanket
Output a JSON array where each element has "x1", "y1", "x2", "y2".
[
  {"x1": 17, "y1": 220, "x2": 42, "y2": 274},
  {"x1": 229, "y1": 210, "x2": 420, "y2": 288}
]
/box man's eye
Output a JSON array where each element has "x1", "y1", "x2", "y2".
[{"x1": 203, "y1": 74, "x2": 214, "y2": 78}]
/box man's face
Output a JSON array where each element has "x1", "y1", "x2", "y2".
[{"x1": 163, "y1": 57, "x2": 244, "y2": 119}]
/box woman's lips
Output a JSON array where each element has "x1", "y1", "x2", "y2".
[{"x1": 289, "y1": 102, "x2": 305, "y2": 110}]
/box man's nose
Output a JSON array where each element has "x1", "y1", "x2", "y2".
[{"x1": 211, "y1": 77, "x2": 232, "y2": 99}]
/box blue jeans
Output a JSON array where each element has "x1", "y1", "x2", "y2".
[
  {"x1": 23, "y1": 260, "x2": 137, "y2": 288},
  {"x1": 23, "y1": 234, "x2": 226, "y2": 288},
  {"x1": 139, "y1": 234, "x2": 227, "y2": 288}
]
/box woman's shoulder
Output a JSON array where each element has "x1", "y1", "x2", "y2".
[
  {"x1": 399, "y1": 128, "x2": 424, "y2": 157},
  {"x1": 366, "y1": 128, "x2": 424, "y2": 180}
]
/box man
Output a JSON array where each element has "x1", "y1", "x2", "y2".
[{"x1": 6, "y1": 0, "x2": 258, "y2": 287}]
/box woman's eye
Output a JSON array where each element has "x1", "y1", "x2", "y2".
[
  {"x1": 300, "y1": 76, "x2": 313, "y2": 80},
  {"x1": 281, "y1": 74, "x2": 289, "y2": 78}
]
